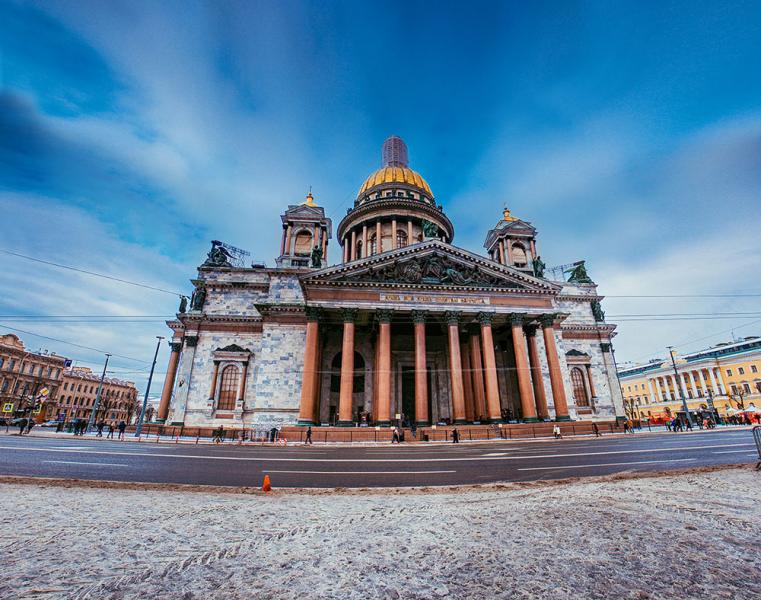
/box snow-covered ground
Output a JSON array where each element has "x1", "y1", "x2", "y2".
[{"x1": 1, "y1": 467, "x2": 759, "y2": 599}]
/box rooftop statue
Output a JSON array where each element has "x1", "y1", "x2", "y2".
[
  {"x1": 533, "y1": 256, "x2": 546, "y2": 278},
  {"x1": 310, "y1": 246, "x2": 323, "y2": 268},
  {"x1": 202, "y1": 240, "x2": 233, "y2": 268},
  {"x1": 567, "y1": 261, "x2": 593, "y2": 284}
]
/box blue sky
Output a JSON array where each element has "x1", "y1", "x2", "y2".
[{"x1": 2, "y1": 0, "x2": 760, "y2": 395}]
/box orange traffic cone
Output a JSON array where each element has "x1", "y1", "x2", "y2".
[{"x1": 262, "y1": 474, "x2": 272, "y2": 492}]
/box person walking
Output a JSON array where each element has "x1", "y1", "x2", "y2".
[
  {"x1": 410, "y1": 422, "x2": 417, "y2": 440},
  {"x1": 107, "y1": 422, "x2": 115, "y2": 439},
  {"x1": 592, "y1": 422, "x2": 600, "y2": 437},
  {"x1": 451, "y1": 427, "x2": 460, "y2": 443},
  {"x1": 305, "y1": 426, "x2": 313, "y2": 445},
  {"x1": 96, "y1": 421, "x2": 104, "y2": 437},
  {"x1": 391, "y1": 426, "x2": 401, "y2": 444},
  {"x1": 26, "y1": 419, "x2": 35, "y2": 435},
  {"x1": 117, "y1": 420, "x2": 126, "y2": 440},
  {"x1": 213, "y1": 426, "x2": 224, "y2": 444},
  {"x1": 18, "y1": 418, "x2": 27, "y2": 435},
  {"x1": 553, "y1": 424, "x2": 562, "y2": 439}
]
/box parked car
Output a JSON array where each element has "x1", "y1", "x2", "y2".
[
  {"x1": 39, "y1": 420, "x2": 61, "y2": 428},
  {"x1": 10, "y1": 418, "x2": 28, "y2": 426}
]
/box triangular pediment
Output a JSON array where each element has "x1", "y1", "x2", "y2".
[
  {"x1": 284, "y1": 204, "x2": 325, "y2": 219},
  {"x1": 303, "y1": 240, "x2": 560, "y2": 293}
]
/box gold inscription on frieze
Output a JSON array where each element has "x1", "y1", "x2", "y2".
[{"x1": 379, "y1": 293, "x2": 490, "y2": 305}]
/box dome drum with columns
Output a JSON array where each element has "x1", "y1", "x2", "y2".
[
  {"x1": 337, "y1": 136, "x2": 454, "y2": 263},
  {"x1": 159, "y1": 136, "x2": 626, "y2": 432}
]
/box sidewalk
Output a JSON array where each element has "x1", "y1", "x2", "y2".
[{"x1": 1, "y1": 423, "x2": 755, "y2": 447}]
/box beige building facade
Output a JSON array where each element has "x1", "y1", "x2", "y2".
[
  {"x1": 618, "y1": 336, "x2": 761, "y2": 421},
  {"x1": 58, "y1": 367, "x2": 139, "y2": 424},
  {"x1": 0, "y1": 334, "x2": 66, "y2": 421}
]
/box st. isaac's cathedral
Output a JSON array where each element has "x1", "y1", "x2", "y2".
[{"x1": 157, "y1": 136, "x2": 625, "y2": 430}]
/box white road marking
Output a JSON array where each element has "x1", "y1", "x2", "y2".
[
  {"x1": 44, "y1": 460, "x2": 129, "y2": 467},
  {"x1": 518, "y1": 458, "x2": 697, "y2": 471},
  {"x1": 265, "y1": 470, "x2": 456, "y2": 475},
  {"x1": 0, "y1": 442, "x2": 753, "y2": 463},
  {"x1": 712, "y1": 449, "x2": 759, "y2": 454},
  {"x1": 482, "y1": 452, "x2": 509, "y2": 457}
]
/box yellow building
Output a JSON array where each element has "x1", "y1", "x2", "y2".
[{"x1": 617, "y1": 336, "x2": 761, "y2": 421}]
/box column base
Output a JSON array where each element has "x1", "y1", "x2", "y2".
[
  {"x1": 155, "y1": 418, "x2": 167, "y2": 424},
  {"x1": 376, "y1": 420, "x2": 391, "y2": 427},
  {"x1": 555, "y1": 415, "x2": 572, "y2": 422},
  {"x1": 337, "y1": 420, "x2": 354, "y2": 427},
  {"x1": 415, "y1": 420, "x2": 430, "y2": 427},
  {"x1": 454, "y1": 419, "x2": 468, "y2": 425},
  {"x1": 488, "y1": 417, "x2": 504, "y2": 424},
  {"x1": 522, "y1": 417, "x2": 539, "y2": 423},
  {"x1": 297, "y1": 419, "x2": 315, "y2": 426}
]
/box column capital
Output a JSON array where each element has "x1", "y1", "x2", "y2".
[
  {"x1": 169, "y1": 341, "x2": 183, "y2": 353},
  {"x1": 524, "y1": 324, "x2": 539, "y2": 337},
  {"x1": 305, "y1": 306, "x2": 321, "y2": 322},
  {"x1": 444, "y1": 310, "x2": 462, "y2": 325},
  {"x1": 510, "y1": 313, "x2": 525, "y2": 327},
  {"x1": 539, "y1": 314, "x2": 557, "y2": 328},
  {"x1": 184, "y1": 336, "x2": 198, "y2": 348},
  {"x1": 341, "y1": 308, "x2": 359, "y2": 323},
  {"x1": 376, "y1": 309, "x2": 393, "y2": 323},
  {"x1": 600, "y1": 342, "x2": 612, "y2": 353},
  {"x1": 476, "y1": 312, "x2": 495, "y2": 326},
  {"x1": 411, "y1": 310, "x2": 427, "y2": 324}
]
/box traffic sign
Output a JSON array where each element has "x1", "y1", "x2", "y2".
[{"x1": 2, "y1": 403, "x2": 12, "y2": 413}]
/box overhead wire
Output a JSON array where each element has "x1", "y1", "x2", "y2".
[{"x1": 0, "y1": 249, "x2": 184, "y2": 296}]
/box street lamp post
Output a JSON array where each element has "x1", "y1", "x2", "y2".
[
  {"x1": 135, "y1": 336, "x2": 163, "y2": 437},
  {"x1": 667, "y1": 346, "x2": 693, "y2": 426},
  {"x1": 86, "y1": 354, "x2": 111, "y2": 433}
]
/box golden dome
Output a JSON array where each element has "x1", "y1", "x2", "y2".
[{"x1": 358, "y1": 165, "x2": 433, "y2": 198}]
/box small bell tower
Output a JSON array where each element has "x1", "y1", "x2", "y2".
[
  {"x1": 277, "y1": 191, "x2": 332, "y2": 268},
  {"x1": 483, "y1": 206, "x2": 541, "y2": 275}
]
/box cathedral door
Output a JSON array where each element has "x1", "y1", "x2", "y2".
[{"x1": 401, "y1": 367, "x2": 416, "y2": 422}]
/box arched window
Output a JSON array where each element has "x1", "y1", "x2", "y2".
[
  {"x1": 396, "y1": 230, "x2": 408, "y2": 249},
  {"x1": 368, "y1": 233, "x2": 377, "y2": 256},
  {"x1": 571, "y1": 367, "x2": 589, "y2": 407},
  {"x1": 294, "y1": 231, "x2": 313, "y2": 256},
  {"x1": 218, "y1": 366, "x2": 239, "y2": 411},
  {"x1": 512, "y1": 244, "x2": 527, "y2": 268},
  {"x1": 355, "y1": 239, "x2": 363, "y2": 259}
]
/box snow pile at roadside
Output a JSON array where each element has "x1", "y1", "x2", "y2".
[{"x1": 1, "y1": 467, "x2": 758, "y2": 599}]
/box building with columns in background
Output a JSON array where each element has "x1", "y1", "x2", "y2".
[
  {"x1": 158, "y1": 136, "x2": 625, "y2": 429},
  {"x1": 618, "y1": 336, "x2": 761, "y2": 422}
]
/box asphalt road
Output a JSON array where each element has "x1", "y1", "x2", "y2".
[{"x1": 0, "y1": 428, "x2": 757, "y2": 488}]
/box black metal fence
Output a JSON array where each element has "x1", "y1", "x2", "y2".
[{"x1": 124, "y1": 421, "x2": 623, "y2": 444}]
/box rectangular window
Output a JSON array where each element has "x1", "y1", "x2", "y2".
[
  {"x1": 743, "y1": 383, "x2": 751, "y2": 393},
  {"x1": 738, "y1": 367, "x2": 745, "y2": 375},
  {"x1": 64, "y1": 382, "x2": 68, "y2": 391},
  {"x1": 726, "y1": 369, "x2": 732, "y2": 376},
  {"x1": 9, "y1": 360, "x2": 16, "y2": 371},
  {"x1": 752, "y1": 365, "x2": 758, "y2": 373},
  {"x1": 731, "y1": 385, "x2": 738, "y2": 394},
  {"x1": 0, "y1": 358, "x2": 3, "y2": 369}
]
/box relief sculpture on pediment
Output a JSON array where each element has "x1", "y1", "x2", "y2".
[{"x1": 343, "y1": 253, "x2": 521, "y2": 288}]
